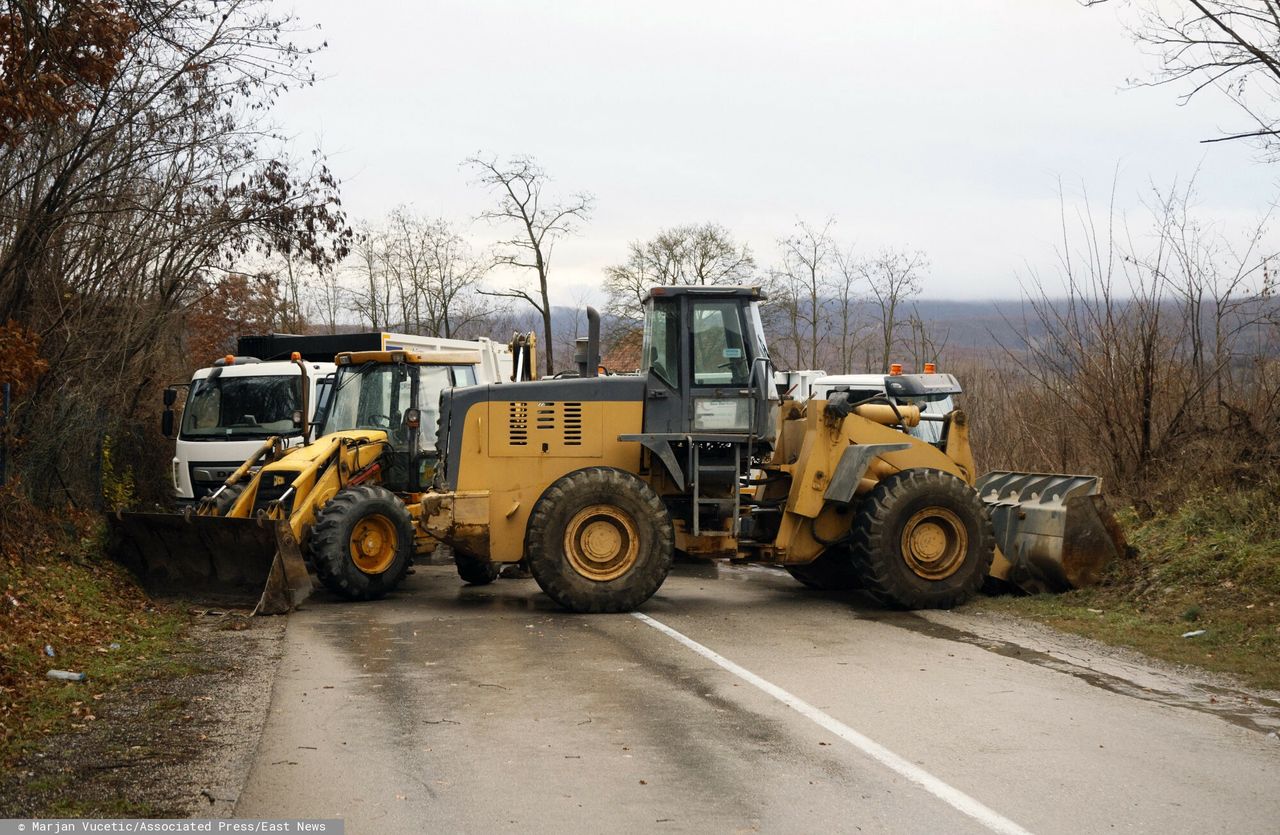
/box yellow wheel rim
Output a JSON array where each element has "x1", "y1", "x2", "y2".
[
  {"x1": 900, "y1": 507, "x2": 967, "y2": 580},
  {"x1": 563, "y1": 504, "x2": 639, "y2": 582},
  {"x1": 349, "y1": 514, "x2": 397, "y2": 574}
]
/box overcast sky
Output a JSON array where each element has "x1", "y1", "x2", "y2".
[{"x1": 273, "y1": 0, "x2": 1278, "y2": 303}]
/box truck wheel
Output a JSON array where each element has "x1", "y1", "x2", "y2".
[
  {"x1": 526, "y1": 467, "x2": 673, "y2": 613},
  {"x1": 851, "y1": 469, "x2": 993, "y2": 609},
  {"x1": 786, "y1": 546, "x2": 862, "y2": 590},
  {"x1": 454, "y1": 552, "x2": 499, "y2": 585},
  {"x1": 309, "y1": 485, "x2": 413, "y2": 601}
]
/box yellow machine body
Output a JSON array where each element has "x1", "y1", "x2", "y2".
[
  {"x1": 424, "y1": 400, "x2": 645, "y2": 562},
  {"x1": 110, "y1": 348, "x2": 498, "y2": 613},
  {"x1": 422, "y1": 292, "x2": 1123, "y2": 613}
]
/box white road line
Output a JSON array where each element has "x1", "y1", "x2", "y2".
[{"x1": 631, "y1": 611, "x2": 1032, "y2": 835}]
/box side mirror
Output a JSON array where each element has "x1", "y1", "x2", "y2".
[
  {"x1": 162, "y1": 387, "x2": 177, "y2": 407},
  {"x1": 161, "y1": 410, "x2": 175, "y2": 438}
]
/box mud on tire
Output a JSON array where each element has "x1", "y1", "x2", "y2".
[
  {"x1": 309, "y1": 484, "x2": 413, "y2": 601},
  {"x1": 526, "y1": 467, "x2": 673, "y2": 613},
  {"x1": 851, "y1": 468, "x2": 993, "y2": 609}
]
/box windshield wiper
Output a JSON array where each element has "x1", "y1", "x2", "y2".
[{"x1": 331, "y1": 360, "x2": 378, "y2": 399}]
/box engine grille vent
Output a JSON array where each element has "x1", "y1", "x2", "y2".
[
  {"x1": 503, "y1": 401, "x2": 588, "y2": 450},
  {"x1": 508, "y1": 402, "x2": 528, "y2": 446},
  {"x1": 563, "y1": 402, "x2": 583, "y2": 446}
]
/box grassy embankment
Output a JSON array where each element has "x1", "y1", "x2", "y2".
[
  {"x1": 976, "y1": 483, "x2": 1280, "y2": 691},
  {"x1": 0, "y1": 495, "x2": 192, "y2": 778}
]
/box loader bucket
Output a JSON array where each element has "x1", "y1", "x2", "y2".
[
  {"x1": 976, "y1": 471, "x2": 1127, "y2": 594},
  {"x1": 107, "y1": 512, "x2": 312, "y2": 615}
]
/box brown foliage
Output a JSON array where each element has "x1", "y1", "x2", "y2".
[
  {"x1": 0, "y1": 319, "x2": 47, "y2": 397},
  {"x1": 0, "y1": 1, "x2": 350, "y2": 504},
  {"x1": 184, "y1": 274, "x2": 281, "y2": 367},
  {"x1": 0, "y1": 0, "x2": 136, "y2": 145}
]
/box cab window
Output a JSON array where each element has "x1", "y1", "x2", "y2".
[
  {"x1": 642, "y1": 298, "x2": 680, "y2": 386},
  {"x1": 691, "y1": 300, "x2": 749, "y2": 387}
]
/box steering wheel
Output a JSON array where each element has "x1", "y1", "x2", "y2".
[{"x1": 367, "y1": 414, "x2": 392, "y2": 428}]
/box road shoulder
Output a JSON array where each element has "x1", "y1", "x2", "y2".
[{"x1": 0, "y1": 612, "x2": 286, "y2": 817}]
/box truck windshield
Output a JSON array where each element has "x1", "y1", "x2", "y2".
[
  {"x1": 320, "y1": 363, "x2": 474, "y2": 449},
  {"x1": 180, "y1": 374, "x2": 300, "y2": 439}
]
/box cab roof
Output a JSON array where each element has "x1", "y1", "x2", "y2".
[
  {"x1": 336, "y1": 349, "x2": 481, "y2": 366},
  {"x1": 642, "y1": 286, "x2": 768, "y2": 302}
]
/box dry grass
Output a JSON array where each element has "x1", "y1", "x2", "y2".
[{"x1": 973, "y1": 484, "x2": 1280, "y2": 690}]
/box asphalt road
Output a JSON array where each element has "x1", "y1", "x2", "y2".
[{"x1": 235, "y1": 563, "x2": 1280, "y2": 834}]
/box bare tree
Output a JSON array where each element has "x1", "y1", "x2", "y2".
[
  {"x1": 860, "y1": 248, "x2": 928, "y2": 372},
  {"x1": 309, "y1": 266, "x2": 344, "y2": 335},
  {"x1": 340, "y1": 210, "x2": 496, "y2": 338},
  {"x1": 994, "y1": 177, "x2": 1279, "y2": 502},
  {"x1": 464, "y1": 154, "x2": 593, "y2": 373},
  {"x1": 904, "y1": 305, "x2": 950, "y2": 370},
  {"x1": 1086, "y1": 1, "x2": 1280, "y2": 156},
  {"x1": 604, "y1": 222, "x2": 756, "y2": 322},
  {"x1": 422, "y1": 218, "x2": 494, "y2": 338},
  {"x1": 1140, "y1": 175, "x2": 1276, "y2": 401},
  {"x1": 831, "y1": 245, "x2": 866, "y2": 372},
  {"x1": 775, "y1": 219, "x2": 836, "y2": 370},
  {"x1": 348, "y1": 224, "x2": 391, "y2": 329}
]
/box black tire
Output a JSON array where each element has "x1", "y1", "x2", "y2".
[
  {"x1": 851, "y1": 469, "x2": 993, "y2": 609},
  {"x1": 309, "y1": 485, "x2": 413, "y2": 601},
  {"x1": 526, "y1": 467, "x2": 673, "y2": 613},
  {"x1": 455, "y1": 552, "x2": 499, "y2": 585},
  {"x1": 786, "y1": 546, "x2": 862, "y2": 591}
]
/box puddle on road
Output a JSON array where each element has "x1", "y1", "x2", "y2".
[{"x1": 866, "y1": 610, "x2": 1280, "y2": 737}]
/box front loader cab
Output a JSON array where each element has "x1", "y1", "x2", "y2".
[
  {"x1": 632, "y1": 286, "x2": 777, "y2": 545},
  {"x1": 640, "y1": 286, "x2": 776, "y2": 447},
  {"x1": 323, "y1": 351, "x2": 480, "y2": 493}
]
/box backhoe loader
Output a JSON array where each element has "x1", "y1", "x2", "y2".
[
  {"x1": 422, "y1": 287, "x2": 1124, "y2": 612},
  {"x1": 110, "y1": 347, "x2": 519, "y2": 613}
]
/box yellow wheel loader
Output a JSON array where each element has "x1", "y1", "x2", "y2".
[
  {"x1": 110, "y1": 349, "x2": 494, "y2": 614},
  {"x1": 422, "y1": 286, "x2": 1125, "y2": 613}
]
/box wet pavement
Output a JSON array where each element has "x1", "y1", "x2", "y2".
[{"x1": 235, "y1": 563, "x2": 1280, "y2": 834}]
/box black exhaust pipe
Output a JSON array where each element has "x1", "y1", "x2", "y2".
[{"x1": 575, "y1": 307, "x2": 601, "y2": 378}]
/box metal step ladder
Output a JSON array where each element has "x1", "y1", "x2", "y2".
[{"x1": 689, "y1": 442, "x2": 742, "y2": 537}]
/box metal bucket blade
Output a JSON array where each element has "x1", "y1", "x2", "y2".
[
  {"x1": 107, "y1": 512, "x2": 306, "y2": 612},
  {"x1": 253, "y1": 522, "x2": 313, "y2": 615},
  {"x1": 977, "y1": 471, "x2": 1127, "y2": 594}
]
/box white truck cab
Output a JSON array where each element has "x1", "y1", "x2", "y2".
[
  {"x1": 166, "y1": 332, "x2": 516, "y2": 504},
  {"x1": 809, "y1": 371, "x2": 959, "y2": 444},
  {"x1": 171, "y1": 358, "x2": 335, "y2": 502}
]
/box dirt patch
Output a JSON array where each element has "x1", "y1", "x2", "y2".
[{"x1": 0, "y1": 612, "x2": 285, "y2": 817}]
